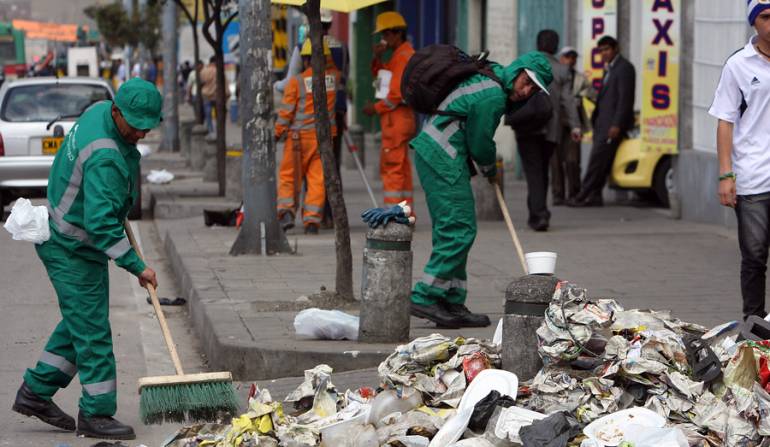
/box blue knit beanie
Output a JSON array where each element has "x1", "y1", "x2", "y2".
[{"x1": 748, "y1": 0, "x2": 770, "y2": 25}]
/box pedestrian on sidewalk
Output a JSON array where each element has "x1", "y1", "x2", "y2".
[
  {"x1": 409, "y1": 52, "x2": 552, "y2": 328},
  {"x1": 363, "y1": 11, "x2": 417, "y2": 210},
  {"x1": 275, "y1": 39, "x2": 340, "y2": 235},
  {"x1": 710, "y1": 1, "x2": 770, "y2": 320},
  {"x1": 551, "y1": 46, "x2": 594, "y2": 205},
  {"x1": 513, "y1": 29, "x2": 581, "y2": 232},
  {"x1": 200, "y1": 56, "x2": 228, "y2": 137},
  {"x1": 12, "y1": 78, "x2": 161, "y2": 440},
  {"x1": 567, "y1": 35, "x2": 635, "y2": 207}
]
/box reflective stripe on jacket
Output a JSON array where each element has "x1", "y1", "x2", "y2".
[
  {"x1": 45, "y1": 100, "x2": 145, "y2": 275},
  {"x1": 275, "y1": 66, "x2": 339, "y2": 138}
]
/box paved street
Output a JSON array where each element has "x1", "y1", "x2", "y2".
[{"x1": 0, "y1": 218, "x2": 206, "y2": 446}]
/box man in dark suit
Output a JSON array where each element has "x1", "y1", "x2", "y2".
[{"x1": 568, "y1": 35, "x2": 635, "y2": 207}]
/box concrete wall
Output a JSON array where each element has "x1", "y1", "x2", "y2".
[
  {"x1": 486, "y1": 0, "x2": 517, "y2": 162},
  {"x1": 677, "y1": 1, "x2": 749, "y2": 226}
]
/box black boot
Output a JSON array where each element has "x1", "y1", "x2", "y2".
[
  {"x1": 410, "y1": 303, "x2": 462, "y2": 329},
  {"x1": 77, "y1": 411, "x2": 135, "y2": 440},
  {"x1": 442, "y1": 303, "x2": 491, "y2": 327},
  {"x1": 11, "y1": 382, "x2": 75, "y2": 431},
  {"x1": 279, "y1": 212, "x2": 295, "y2": 231}
]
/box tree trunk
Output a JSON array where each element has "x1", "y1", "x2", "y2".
[
  {"x1": 192, "y1": 9, "x2": 204, "y2": 124},
  {"x1": 214, "y1": 48, "x2": 227, "y2": 196},
  {"x1": 160, "y1": 0, "x2": 179, "y2": 152},
  {"x1": 303, "y1": 0, "x2": 354, "y2": 300},
  {"x1": 230, "y1": 0, "x2": 290, "y2": 255}
]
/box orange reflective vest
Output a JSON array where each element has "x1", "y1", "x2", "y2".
[{"x1": 276, "y1": 66, "x2": 340, "y2": 138}]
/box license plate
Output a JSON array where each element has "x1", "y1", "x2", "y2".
[{"x1": 42, "y1": 137, "x2": 63, "y2": 155}]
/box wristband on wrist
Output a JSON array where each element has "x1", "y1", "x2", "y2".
[{"x1": 719, "y1": 171, "x2": 736, "y2": 181}]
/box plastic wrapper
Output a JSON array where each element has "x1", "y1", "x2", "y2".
[
  {"x1": 3, "y1": 198, "x2": 50, "y2": 244},
  {"x1": 147, "y1": 169, "x2": 174, "y2": 184},
  {"x1": 467, "y1": 390, "x2": 515, "y2": 432},
  {"x1": 463, "y1": 352, "x2": 491, "y2": 383},
  {"x1": 293, "y1": 308, "x2": 359, "y2": 341}
]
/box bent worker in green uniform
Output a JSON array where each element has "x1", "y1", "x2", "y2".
[
  {"x1": 409, "y1": 52, "x2": 553, "y2": 329},
  {"x1": 12, "y1": 78, "x2": 162, "y2": 440}
]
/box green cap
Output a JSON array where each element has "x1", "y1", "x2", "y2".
[{"x1": 114, "y1": 78, "x2": 163, "y2": 130}]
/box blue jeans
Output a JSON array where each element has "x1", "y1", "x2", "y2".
[
  {"x1": 203, "y1": 100, "x2": 214, "y2": 134},
  {"x1": 735, "y1": 192, "x2": 770, "y2": 318}
]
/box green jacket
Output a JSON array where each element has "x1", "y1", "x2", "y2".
[
  {"x1": 410, "y1": 51, "x2": 553, "y2": 185},
  {"x1": 45, "y1": 100, "x2": 145, "y2": 275}
]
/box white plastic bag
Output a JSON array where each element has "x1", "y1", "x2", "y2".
[
  {"x1": 3, "y1": 198, "x2": 50, "y2": 244},
  {"x1": 621, "y1": 425, "x2": 688, "y2": 447},
  {"x1": 294, "y1": 308, "x2": 359, "y2": 341},
  {"x1": 147, "y1": 169, "x2": 174, "y2": 184}
]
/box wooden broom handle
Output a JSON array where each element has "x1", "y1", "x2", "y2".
[
  {"x1": 124, "y1": 220, "x2": 185, "y2": 375},
  {"x1": 494, "y1": 184, "x2": 529, "y2": 275}
]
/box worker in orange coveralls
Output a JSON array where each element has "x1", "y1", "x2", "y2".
[
  {"x1": 276, "y1": 39, "x2": 340, "y2": 235},
  {"x1": 363, "y1": 11, "x2": 417, "y2": 210}
]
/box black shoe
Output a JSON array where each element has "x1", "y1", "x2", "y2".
[
  {"x1": 552, "y1": 197, "x2": 565, "y2": 206},
  {"x1": 11, "y1": 382, "x2": 75, "y2": 431},
  {"x1": 304, "y1": 224, "x2": 319, "y2": 234},
  {"x1": 410, "y1": 303, "x2": 462, "y2": 329},
  {"x1": 279, "y1": 212, "x2": 295, "y2": 231},
  {"x1": 566, "y1": 195, "x2": 603, "y2": 207},
  {"x1": 442, "y1": 303, "x2": 491, "y2": 327},
  {"x1": 77, "y1": 411, "x2": 135, "y2": 440},
  {"x1": 528, "y1": 217, "x2": 549, "y2": 232}
]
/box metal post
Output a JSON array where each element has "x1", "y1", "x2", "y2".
[
  {"x1": 230, "y1": 0, "x2": 290, "y2": 255},
  {"x1": 358, "y1": 222, "x2": 412, "y2": 343},
  {"x1": 501, "y1": 275, "x2": 560, "y2": 380},
  {"x1": 160, "y1": 0, "x2": 180, "y2": 152}
]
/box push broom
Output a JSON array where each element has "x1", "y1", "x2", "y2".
[{"x1": 124, "y1": 220, "x2": 238, "y2": 424}]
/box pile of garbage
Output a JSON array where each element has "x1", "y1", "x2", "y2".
[{"x1": 163, "y1": 282, "x2": 770, "y2": 446}]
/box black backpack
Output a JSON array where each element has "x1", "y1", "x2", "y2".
[{"x1": 401, "y1": 45, "x2": 505, "y2": 116}]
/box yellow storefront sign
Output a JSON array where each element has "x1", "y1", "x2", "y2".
[
  {"x1": 640, "y1": 0, "x2": 680, "y2": 155},
  {"x1": 581, "y1": 0, "x2": 617, "y2": 131}
]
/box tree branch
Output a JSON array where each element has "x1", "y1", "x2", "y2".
[
  {"x1": 172, "y1": 0, "x2": 194, "y2": 26},
  {"x1": 223, "y1": 10, "x2": 238, "y2": 31}
]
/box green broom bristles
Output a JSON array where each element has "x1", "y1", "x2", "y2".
[{"x1": 140, "y1": 381, "x2": 239, "y2": 425}]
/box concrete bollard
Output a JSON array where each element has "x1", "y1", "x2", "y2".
[
  {"x1": 203, "y1": 137, "x2": 218, "y2": 182},
  {"x1": 180, "y1": 118, "x2": 195, "y2": 158},
  {"x1": 473, "y1": 158, "x2": 504, "y2": 221},
  {"x1": 343, "y1": 124, "x2": 366, "y2": 170},
  {"x1": 501, "y1": 274, "x2": 559, "y2": 380},
  {"x1": 190, "y1": 124, "x2": 208, "y2": 171},
  {"x1": 225, "y1": 147, "x2": 242, "y2": 202},
  {"x1": 358, "y1": 222, "x2": 412, "y2": 343}
]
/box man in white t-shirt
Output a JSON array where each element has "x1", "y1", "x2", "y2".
[{"x1": 709, "y1": 0, "x2": 770, "y2": 320}]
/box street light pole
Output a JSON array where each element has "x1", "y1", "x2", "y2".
[
  {"x1": 160, "y1": 0, "x2": 179, "y2": 152},
  {"x1": 230, "y1": 0, "x2": 290, "y2": 255}
]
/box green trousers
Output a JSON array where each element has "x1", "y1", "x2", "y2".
[
  {"x1": 24, "y1": 239, "x2": 118, "y2": 417},
  {"x1": 411, "y1": 153, "x2": 477, "y2": 305}
]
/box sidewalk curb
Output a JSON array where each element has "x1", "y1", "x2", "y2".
[{"x1": 161, "y1": 223, "x2": 392, "y2": 380}]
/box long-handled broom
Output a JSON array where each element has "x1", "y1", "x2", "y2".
[{"x1": 124, "y1": 220, "x2": 239, "y2": 424}]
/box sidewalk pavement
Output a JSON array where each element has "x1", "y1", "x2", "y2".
[{"x1": 145, "y1": 143, "x2": 743, "y2": 381}]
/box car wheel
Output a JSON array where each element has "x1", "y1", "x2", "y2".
[{"x1": 653, "y1": 157, "x2": 672, "y2": 208}]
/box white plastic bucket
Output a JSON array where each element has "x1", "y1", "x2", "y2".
[{"x1": 525, "y1": 252, "x2": 557, "y2": 275}]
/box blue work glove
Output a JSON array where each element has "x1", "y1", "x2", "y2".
[{"x1": 361, "y1": 205, "x2": 406, "y2": 228}]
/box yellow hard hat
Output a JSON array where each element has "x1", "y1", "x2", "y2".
[
  {"x1": 301, "y1": 39, "x2": 331, "y2": 57},
  {"x1": 373, "y1": 11, "x2": 407, "y2": 34}
]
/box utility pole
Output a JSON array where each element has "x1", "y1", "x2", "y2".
[
  {"x1": 160, "y1": 0, "x2": 179, "y2": 152},
  {"x1": 230, "y1": 0, "x2": 290, "y2": 255}
]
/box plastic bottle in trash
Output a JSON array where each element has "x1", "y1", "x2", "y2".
[
  {"x1": 367, "y1": 389, "x2": 423, "y2": 426},
  {"x1": 354, "y1": 424, "x2": 379, "y2": 447}
]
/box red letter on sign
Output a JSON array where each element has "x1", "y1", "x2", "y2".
[
  {"x1": 652, "y1": 19, "x2": 674, "y2": 46},
  {"x1": 652, "y1": 84, "x2": 671, "y2": 110},
  {"x1": 652, "y1": 0, "x2": 674, "y2": 12},
  {"x1": 592, "y1": 0, "x2": 605, "y2": 8},
  {"x1": 592, "y1": 18, "x2": 605, "y2": 39}
]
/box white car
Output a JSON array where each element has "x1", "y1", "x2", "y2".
[{"x1": 0, "y1": 77, "x2": 114, "y2": 208}]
